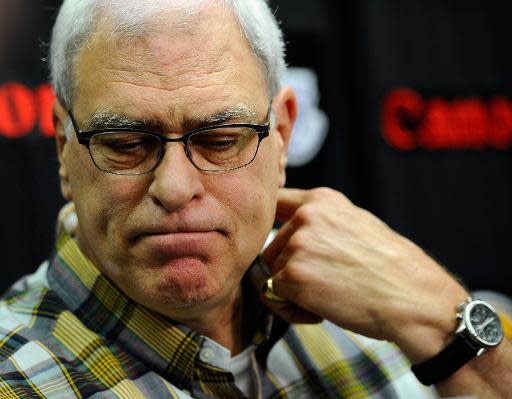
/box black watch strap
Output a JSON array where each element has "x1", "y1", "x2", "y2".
[{"x1": 411, "y1": 333, "x2": 479, "y2": 386}]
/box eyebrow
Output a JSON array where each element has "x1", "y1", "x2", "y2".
[
  {"x1": 87, "y1": 112, "x2": 143, "y2": 130},
  {"x1": 85, "y1": 106, "x2": 259, "y2": 132}
]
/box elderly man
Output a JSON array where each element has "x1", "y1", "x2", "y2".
[{"x1": 0, "y1": 0, "x2": 511, "y2": 398}]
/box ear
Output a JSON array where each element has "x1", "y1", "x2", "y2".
[
  {"x1": 53, "y1": 99, "x2": 73, "y2": 201},
  {"x1": 271, "y1": 86, "x2": 298, "y2": 188}
]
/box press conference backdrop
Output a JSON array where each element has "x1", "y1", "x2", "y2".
[{"x1": 1, "y1": 1, "x2": 510, "y2": 296}]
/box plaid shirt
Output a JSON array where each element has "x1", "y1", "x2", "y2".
[{"x1": 3, "y1": 220, "x2": 507, "y2": 398}]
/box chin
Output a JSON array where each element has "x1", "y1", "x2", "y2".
[
  {"x1": 162, "y1": 293, "x2": 215, "y2": 310},
  {"x1": 150, "y1": 272, "x2": 222, "y2": 310}
]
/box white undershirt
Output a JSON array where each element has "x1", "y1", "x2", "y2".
[{"x1": 231, "y1": 344, "x2": 257, "y2": 398}]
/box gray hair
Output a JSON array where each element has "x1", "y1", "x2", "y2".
[{"x1": 49, "y1": 0, "x2": 287, "y2": 110}]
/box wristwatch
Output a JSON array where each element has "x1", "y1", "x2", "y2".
[{"x1": 411, "y1": 297, "x2": 504, "y2": 386}]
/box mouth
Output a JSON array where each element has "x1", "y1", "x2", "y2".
[
  {"x1": 133, "y1": 230, "x2": 224, "y2": 260},
  {"x1": 134, "y1": 226, "x2": 226, "y2": 241},
  {"x1": 132, "y1": 217, "x2": 229, "y2": 238}
]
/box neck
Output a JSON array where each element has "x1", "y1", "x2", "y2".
[{"x1": 169, "y1": 286, "x2": 249, "y2": 355}]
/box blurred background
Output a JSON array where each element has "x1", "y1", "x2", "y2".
[{"x1": 0, "y1": 0, "x2": 510, "y2": 296}]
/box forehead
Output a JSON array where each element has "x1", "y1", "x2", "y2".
[{"x1": 72, "y1": 3, "x2": 269, "y2": 126}]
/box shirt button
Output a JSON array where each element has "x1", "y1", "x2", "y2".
[{"x1": 199, "y1": 347, "x2": 215, "y2": 363}]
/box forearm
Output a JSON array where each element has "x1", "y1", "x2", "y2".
[
  {"x1": 261, "y1": 187, "x2": 512, "y2": 398},
  {"x1": 383, "y1": 256, "x2": 512, "y2": 398},
  {"x1": 388, "y1": 275, "x2": 512, "y2": 398}
]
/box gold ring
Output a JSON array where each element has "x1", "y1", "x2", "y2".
[{"x1": 264, "y1": 277, "x2": 288, "y2": 303}]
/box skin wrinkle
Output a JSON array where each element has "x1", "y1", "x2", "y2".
[
  {"x1": 91, "y1": 34, "x2": 257, "y2": 104},
  {"x1": 84, "y1": 81, "x2": 261, "y2": 133},
  {"x1": 102, "y1": 28, "x2": 229, "y2": 81},
  {"x1": 101, "y1": 73, "x2": 253, "y2": 96},
  {"x1": 95, "y1": 59, "x2": 248, "y2": 91},
  {"x1": 99, "y1": 22, "x2": 264, "y2": 102}
]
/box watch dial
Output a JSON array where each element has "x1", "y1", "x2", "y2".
[{"x1": 469, "y1": 303, "x2": 504, "y2": 345}]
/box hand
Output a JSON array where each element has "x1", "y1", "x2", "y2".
[{"x1": 262, "y1": 187, "x2": 469, "y2": 363}]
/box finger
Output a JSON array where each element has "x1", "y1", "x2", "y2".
[
  {"x1": 260, "y1": 296, "x2": 323, "y2": 324},
  {"x1": 260, "y1": 272, "x2": 323, "y2": 324},
  {"x1": 262, "y1": 218, "x2": 297, "y2": 273},
  {"x1": 275, "y1": 188, "x2": 309, "y2": 222}
]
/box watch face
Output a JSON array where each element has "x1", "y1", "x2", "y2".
[{"x1": 465, "y1": 300, "x2": 504, "y2": 347}]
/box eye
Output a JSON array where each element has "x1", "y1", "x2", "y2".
[
  {"x1": 93, "y1": 133, "x2": 157, "y2": 153},
  {"x1": 107, "y1": 139, "x2": 145, "y2": 153},
  {"x1": 191, "y1": 132, "x2": 244, "y2": 150}
]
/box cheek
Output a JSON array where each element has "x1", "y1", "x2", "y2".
[
  {"x1": 208, "y1": 160, "x2": 278, "y2": 251},
  {"x1": 69, "y1": 154, "x2": 147, "y2": 238}
]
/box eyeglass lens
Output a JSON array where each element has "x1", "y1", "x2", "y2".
[{"x1": 89, "y1": 127, "x2": 261, "y2": 175}]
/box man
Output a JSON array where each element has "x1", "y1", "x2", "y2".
[{"x1": 0, "y1": 0, "x2": 511, "y2": 397}]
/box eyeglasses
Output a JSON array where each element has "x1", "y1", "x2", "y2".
[{"x1": 67, "y1": 109, "x2": 271, "y2": 175}]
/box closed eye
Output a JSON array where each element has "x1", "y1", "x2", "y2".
[{"x1": 193, "y1": 135, "x2": 242, "y2": 150}]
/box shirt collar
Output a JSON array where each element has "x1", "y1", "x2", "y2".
[{"x1": 47, "y1": 204, "x2": 289, "y2": 388}]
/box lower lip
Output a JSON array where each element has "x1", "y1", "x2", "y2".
[{"x1": 137, "y1": 231, "x2": 220, "y2": 257}]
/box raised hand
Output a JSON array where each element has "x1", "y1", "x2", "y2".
[{"x1": 262, "y1": 187, "x2": 469, "y2": 363}]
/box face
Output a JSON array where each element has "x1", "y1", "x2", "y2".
[{"x1": 55, "y1": 4, "x2": 296, "y2": 319}]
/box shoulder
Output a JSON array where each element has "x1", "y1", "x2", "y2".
[
  {"x1": 268, "y1": 321, "x2": 437, "y2": 398},
  {"x1": 0, "y1": 261, "x2": 123, "y2": 398},
  {"x1": 0, "y1": 262, "x2": 79, "y2": 395},
  {"x1": 0, "y1": 261, "x2": 63, "y2": 355},
  {"x1": 0, "y1": 261, "x2": 54, "y2": 340}
]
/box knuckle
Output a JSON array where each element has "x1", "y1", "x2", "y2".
[
  {"x1": 280, "y1": 262, "x2": 307, "y2": 286},
  {"x1": 287, "y1": 230, "x2": 309, "y2": 252},
  {"x1": 312, "y1": 186, "x2": 351, "y2": 205},
  {"x1": 311, "y1": 186, "x2": 336, "y2": 200},
  {"x1": 311, "y1": 186, "x2": 333, "y2": 197},
  {"x1": 293, "y1": 204, "x2": 318, "y2": 225}
]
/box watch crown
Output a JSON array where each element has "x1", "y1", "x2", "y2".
[
  {"x1": 456, "y1": 312, "x2": 463, "y2": 320},
  {"x1": 456, "y1": 297, "x2": 472, "y2": 312}
]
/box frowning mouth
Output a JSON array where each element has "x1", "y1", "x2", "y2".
[
  {"x1": 134, "y1": 228, "x2": 226, "y2": 241},
  {"x1": 133, "y1": 230, "x2": 224, "y2": 259}
]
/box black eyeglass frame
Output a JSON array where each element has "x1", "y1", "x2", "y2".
[{"x1": 67, "y1": 109, "x2": 271, "y2": 175}]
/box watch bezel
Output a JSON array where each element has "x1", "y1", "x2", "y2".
[{"x1": 463, "y1": 299, "x2": 504, "y2": 348}]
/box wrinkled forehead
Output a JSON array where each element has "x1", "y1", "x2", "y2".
[
  {"x1": 71, "y1": 1, "x2": 269, "y2": 126},
  {"x1": 74, "y1": 3, "x2": 262, "y2": 88}
]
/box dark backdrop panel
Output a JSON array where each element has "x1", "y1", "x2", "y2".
[
  {"x1": 348, "y1": 0, "x2": 512, "y2": 295},
  {"x1": 275, "y1": 0, "x2": 512, "y2": 295},
  {"x1": 1, "y1": 0, "x2": 64, "y2": 290},
  {"x1": 1, "y1": 0, "x2": 510, "y2": 296}
]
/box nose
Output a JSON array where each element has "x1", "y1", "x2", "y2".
[{"x1": 148, "y1": 143, "x2": 205, "y2": 213}]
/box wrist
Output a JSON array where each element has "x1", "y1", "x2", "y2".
[
  {"x1": 390, "y1": 285, "x2": 470, "y2": 364},
  {"x1": 410, "y1": 297, "x2": 505, "y2": 386}
]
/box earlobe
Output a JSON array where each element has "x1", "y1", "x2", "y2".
[{"x1": 53, "y1": 99, "x2": 73, "y2": 201}]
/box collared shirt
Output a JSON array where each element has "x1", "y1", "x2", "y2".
[{"x1": 0, "y1": 221, "x2": 507, "y2": 398}]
